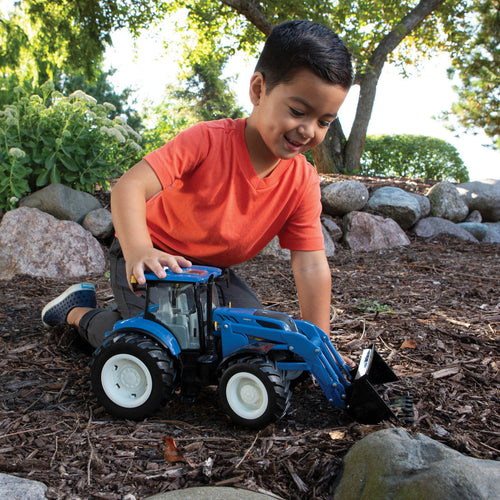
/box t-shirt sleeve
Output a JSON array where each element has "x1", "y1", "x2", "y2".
[
  {"x1": 277, "y1": 173, "x2": 325, "y2": 252},
  {"x1": 143, "y1": 122, "x2": 209, "y2": 188}
]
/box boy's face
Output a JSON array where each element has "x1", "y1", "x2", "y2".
[{"x1": 247, "y1": 68, "x2": 348, "y2": 164}]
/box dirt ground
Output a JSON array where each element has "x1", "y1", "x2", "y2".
[{"x1": 0, "y1": 178, "x2": 499, "y2": 499}]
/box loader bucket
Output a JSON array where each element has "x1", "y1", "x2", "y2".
[{"x1": 345, "y1": 344, "x2": 399, "y2": 424}]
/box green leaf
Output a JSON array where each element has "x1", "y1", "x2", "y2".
[
  {"x1": 59, "y1": 155, "x2": 79, "y2": 172},
  {"x1": 36, "y1": 170, "x2": 50, "y2": 187},
  {"x1": 44, "y1": 152, "x2": 56, "y2": 170},
  {"x1": 50, "y1": 167, "x2": 61, "y2": 184}
]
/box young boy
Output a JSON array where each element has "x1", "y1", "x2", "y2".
[{"x1": 42, "y1": 20, "x2": 353, "y2": 362}]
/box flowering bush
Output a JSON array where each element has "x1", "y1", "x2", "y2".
[{"x1": 0, "y1": 81, "x2": 143, "y2": 211}]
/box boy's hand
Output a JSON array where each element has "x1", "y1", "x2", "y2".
[
  {"x1": 341, "y1": 354, "x2": 356, "y2": 369},
  {"x1": 126, "y1": 246, "x2": 192, "y2": 290}
]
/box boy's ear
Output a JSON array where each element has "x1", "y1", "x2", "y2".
[{"x1": 249, "y1": 72, "x2": 265, "y2": 106}]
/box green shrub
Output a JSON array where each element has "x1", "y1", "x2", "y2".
[
  {"x1": 360, "y1": 134, "x2": 469, "y2": 182},
  {"x1": 0, "y1": 81, "x2": 143, "y2": 211}
]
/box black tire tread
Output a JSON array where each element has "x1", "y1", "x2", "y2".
[
  {"x1": 219, "y1": 356, "x2": 290, "y2": 428},
  {"x1": 90, "y1": 332, "x2": 177, "y2": 419}
]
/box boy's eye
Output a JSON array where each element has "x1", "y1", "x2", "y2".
[
  {"x1": 290, "y1": 108, "x2": 304, "y2": 117},
  {"x1": 319, "y1": 120, "x2": 331, "y2": 128}
]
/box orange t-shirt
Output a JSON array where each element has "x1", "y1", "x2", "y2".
[{"x1": 144, "y1": 118, "x2": 324, "y2": 267}]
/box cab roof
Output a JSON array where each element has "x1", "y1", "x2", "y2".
[{"x1": 144, "y1": 265, "x2": 222, "y2": 284}]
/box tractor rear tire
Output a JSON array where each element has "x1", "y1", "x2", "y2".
[
  {"x1": 219, "y1": 356, "x2": 290, "y2": 428},
  {"x1": 90, "y1": 332, "x2": 177, "y2": 420}
]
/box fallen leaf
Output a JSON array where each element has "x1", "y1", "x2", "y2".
[
  {"x1": 400, "y1": 339, "x2": 417, "y2": 350},
  {"x1": 163, "y1": 437, "x2": 195, "y2": 467},
  {"x1": 328, "y1": 430, "x2": 346, "y2": 440}
]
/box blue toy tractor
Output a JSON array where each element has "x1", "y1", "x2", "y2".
[{"x1": 90, "y1": 266, "x2": 406, "y2": 428}]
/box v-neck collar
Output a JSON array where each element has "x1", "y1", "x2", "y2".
[{"x1": 239, "y1": 118, "x2": 292, "y2": 190}]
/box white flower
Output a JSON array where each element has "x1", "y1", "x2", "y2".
[
  {"x1": 30, "y1": 95, "x2": 43, "y2": 104},
  {"x1": 3, "y1": 106, "x2": 18, "y2": 119},
  {"x1": 69, "y1": 90, "x2": 98, "y2": 105},
  {"x1": 8, "y1": 147, "x2": 26, "y2": 159},
  {"x1": 114, "y1": 124, "x2": 128, "y2": 137},
  {"x1": 9, "y1": 196, "x2": 19, "y2": 204},
  {"x1": 124, "y1": 124, "x2": 142, "y2": 142},
  {"x1": 5, "y1": 116, "x2": 18, "y2": 127},
  {"x1": 103, "y1": 102, "x2": 116, "y2": 112},
  {"x1": 128, "y1": 141, "x2": 143, "y2": 152},
  {"x1": 41, "y1": 80, "x2": 55, "y2": 93},
  {"x1": 99, "y1": 126, "x2": 126, "y2": 143}
]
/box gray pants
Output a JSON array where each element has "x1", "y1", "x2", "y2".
[{"x1": 78, "y1": 239, "x2": 262, "y2": 348}]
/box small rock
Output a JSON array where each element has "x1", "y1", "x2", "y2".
[
  {"x1": 343, "y1": 211, "x2": 410, "y2": 252},
  {"x1": 0, "y1": 472, "x2": 47, "y2": 500},
  {"x1": 456, "y1": 179, "x2": 500, "y2": 222},
  {"x1": 427, "y1": 181, "x2": 469, "y2": 222},
  {"x1": 321, "y1": 181, "x2": 369, "y2": 216},
  {"x1": 413, "y1": 217, "x2": 478, "y2": 242},
  {"x1": 457, "y1": 222, "x2": 488, "y2": 241},
  {"x1": 366, "y1": 186, "x2": 422, "y2": 229},
  {"x1": 20, "y1": 183, "x2": 102, "y2": 223},
  {"x1": 82, "y1": 208, "x2": 114, "y2": 239},
  {"x1": 321, "y1": 215, "x2": 343, "y2": 242}
]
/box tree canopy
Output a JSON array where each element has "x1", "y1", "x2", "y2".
[
  {"x1": 1, "y1": 0, "x2": 498, "y2": 173},
  {"x1": 444, "y1": 0, "x2": 499, "y2": 148}
]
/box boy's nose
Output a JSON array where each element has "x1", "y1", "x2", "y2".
[{"x1": 298, "y1": 122, "x2": 314, "y2": 140}]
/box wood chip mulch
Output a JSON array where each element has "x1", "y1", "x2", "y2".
[{"x1": 1, "y1": 178, "x2": 499, "y2": 499}]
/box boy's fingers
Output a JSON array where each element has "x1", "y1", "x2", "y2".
[{"x1": 158, "y1": 255, "x2": 192, "y2": 274}]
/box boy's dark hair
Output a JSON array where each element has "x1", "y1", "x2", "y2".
[{"x1": 255, "y1": 20, "x2": 353, "y2": 92}]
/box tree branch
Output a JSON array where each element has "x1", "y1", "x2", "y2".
[
  {"x1": 220, "y1": 0, "x2": 273, "y2": 35},
  {"x1": 370, "y1": 0, "x2": 447, "y2": 75},
  {"x1": 343, "y1": 0, "x2": 447, "y2": 173}
]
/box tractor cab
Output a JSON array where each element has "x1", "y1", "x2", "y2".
[{"x1": 138, "y1": 266, "x2": 222, "y2": 352}]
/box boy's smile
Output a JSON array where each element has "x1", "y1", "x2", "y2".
[{"x1": 246, "y1": 68, "x2": 348, "y2": 177}]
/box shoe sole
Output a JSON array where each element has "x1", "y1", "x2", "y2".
[{"x1": 41, "y1": 283, "x2": 96, "y2": 328}]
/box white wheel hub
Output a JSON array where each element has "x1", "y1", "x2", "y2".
[
  {"x1": 101, "y1": 353, "x2": 153, "y2": 408},
  {"x1": 226, "y1": 371, "x2": 268, "y2": 419}
]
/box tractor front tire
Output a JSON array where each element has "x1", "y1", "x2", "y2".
[
  {"x1": 90, "y1": 332, "x2": 177, "y2": 420},
  {"x1": 219, "y1": 356, "x2": 290, "y2": 428}
]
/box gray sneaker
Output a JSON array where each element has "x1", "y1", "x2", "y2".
[{"x1": 41, "y1": 283, "x2": 96, "y2": 327}]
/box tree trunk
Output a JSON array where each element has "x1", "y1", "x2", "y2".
[
  {"x1": 342, "y1": 0, "x2": 447, "y2": 173},
  {"x1": 311, "y1": 119, "x2": 346, "y2": 173}
]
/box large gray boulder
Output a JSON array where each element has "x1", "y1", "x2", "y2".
[
  {"x1": 321, "y1": 181, "x2": 369, "y2": 216},
  {"x1": 456, "y1": 179, "x2": 500, "y2": 222},
  {"x1": 333, "y1": 428, "x2": 500, "y2": 500},
  {"x1": 413, "y1": 217, "x2": 478, "y2": 242},
  {"x1": 0, "y1": 207, "x2": 106, "y2": 279},
  {"x1": 343, "y1": 211, "x2": 411, "y2": 252},
  {"x1": 366, "y1": 186, "x2": 422, "y2": 229},
  {"x1": 427, "y1": 181, "x2": 469, "y2": 222},
  {"x1": 20, "y1": 183, "x2": 102, "y2": 223}
]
